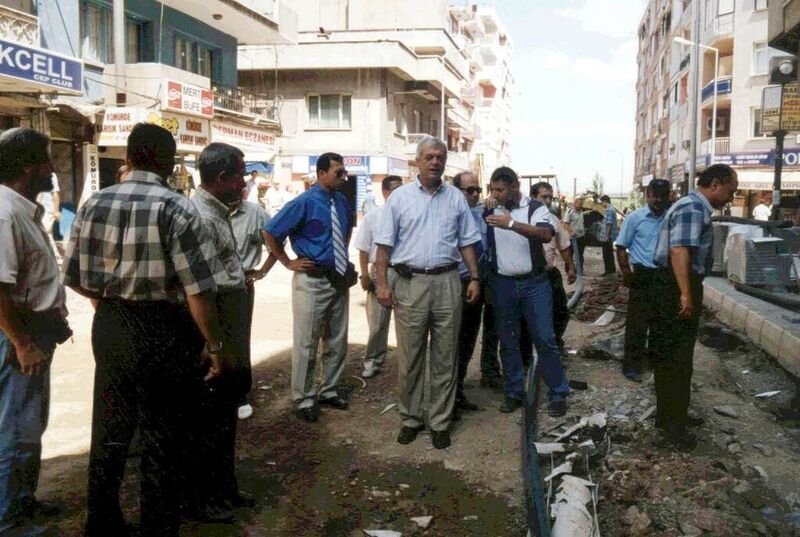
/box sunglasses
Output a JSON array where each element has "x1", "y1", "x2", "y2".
[{"x1": 462, "y1": 186, "x2": 481, "y2": 195}]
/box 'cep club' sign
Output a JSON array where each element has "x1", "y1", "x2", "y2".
[{"x1": 0, "y1": 39, "x2": 83, "y2": 94}]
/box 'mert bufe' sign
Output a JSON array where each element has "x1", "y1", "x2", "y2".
[{"x1": 0, "y1": 39, "x2": 83, "y2": 95}]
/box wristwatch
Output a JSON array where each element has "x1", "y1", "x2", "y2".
[
  {"x1": 507, "y1": 219, "x2": 515, "y2": 229},
  {"x1": 205, "y1": 341, "x2": 223, "y2": 355}
]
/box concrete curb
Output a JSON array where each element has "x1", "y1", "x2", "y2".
[{"x1": 703, "y1": 277, "x2": 800, "y2": 379}]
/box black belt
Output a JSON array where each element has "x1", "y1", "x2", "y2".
[
  {"x1": 494, "y1": 269, "x2": 545, "y2": 281},
  {"x1": 391, "y1": 263, "x2": 457, "y2": 277}
]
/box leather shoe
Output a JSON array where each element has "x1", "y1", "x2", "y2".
[
  {"x1": 548, "y1": 399, "x2": 567, "y2": 417},
  {"x1": 185, "y1": 503, "x2": 235, "y2": 523},
  {"x1": 230, "y1": 490, "x2": 256, "y2": 508},
  {"x1": 622, "y1": 367, "x2": 644, "y2": 383},
  {"x1": 684, "y1": 414, "x2": 705, "y2": 428},
  {"x1": 657, "y1": 425, "x2": 697, "y2": 452},
  {"x1": 295, "y1": 406, "x2": 319, "y2": 422},
  {"x1": 397, "y1": 425, "x2": 424, "y2": 444},
  {"x1": 456, "y1": 397, "x2": 480, "y2": 411},
  {"x1": 431, "y1": 430, "x2": 451, "y2": 449},
  {"x1": 21, "y1": 498, "x2": 64, "y2": 518},
  {"x1": 319, "y1": 396, "x2": 349, "y2": 410},
  {"x1": 479, "y1": 375, "x2": 503, "y2": 391},
  {"x1": 499, "y1": 396, "x2": 523, "y2": 413}
]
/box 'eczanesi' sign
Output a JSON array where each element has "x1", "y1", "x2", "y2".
[{"x1": 0, "y1": 39, "x2": 82, "y2": 95}]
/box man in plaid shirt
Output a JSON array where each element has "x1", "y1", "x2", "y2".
[
  {"x1": 61, "y1": 123, "x2": 227, "y2": 537},
  {"x1": 651, "y1": 164, "x2": 737, "y2": 451}
]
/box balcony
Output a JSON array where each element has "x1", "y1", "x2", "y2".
[
  {"x1": 212, "y1": 82, "x2": 278, "y2": 121},
  {"x1": 712, "y1": 12, "x2": 734, "y2": 40},
  {"x1": 403, "y1": 133, "x2": 430, "y2": 156},
  {"x1": 701, "y1": 76, "x2": 732, "y2": 102},
  {"x1": 0, "y1": 4, "x2": 38, "y2": 46},
  {"x1": 700, "y1": 137, "x2": 730, "y2": 155}
]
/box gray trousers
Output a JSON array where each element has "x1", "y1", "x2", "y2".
[
  {"x1": 363, "y1": 266, "x2": 398, "y2": 369},
  {"x1": 393, "y1": 269, "x2": 462, "y2": 432},
  {"x1": 291, "y1": 272, "x2": 349, "y2": 409}
]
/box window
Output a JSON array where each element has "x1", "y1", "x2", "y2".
[
  {"x1": 429, "y1": 118, "x2": 438, "y2": 137},
  {"x1": 753, "y1": 42, "x2": 780, "y2": 75},
  {"x1": 80, "y1": 1, "x2": 141, "y2": 64},
  {"x1": 754, "y1": 0, "x2": 767, "y2": 9},
  {"x1": 412, "y1": 109, "x2": 422, "y2": 133},
  {"x1": 307, "y1": 94, "x2": 352, "y2": 129},
  {"x1": 751, "y1": 107, "x2": 769, "y2": 138},
  {"x1": 394, "y1": 102, "x2": 406, "y2": 134},
  {"x1": 175, "y1": 36, "x2": 213, "y2": 78}
]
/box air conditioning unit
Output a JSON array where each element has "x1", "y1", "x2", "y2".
[
  {"x1": 705, "y1": 116, "x2": 727, "y2": 134},
  {"x1": 681, "y1": 140, "x2": 691, "y2": 149}
]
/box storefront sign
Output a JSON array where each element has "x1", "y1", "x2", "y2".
[
  {"x1": 162, "y1": 80, "x2": 214, "y2": 119},
  {"x1": 388, "y1": 157, "x2": 409, "y2": 177},
  {"x1": 308, "y1": 155, "x2": 370, "y2": 175},
  {"x1": 0, "y1": 39, "x2": 82, "y2": 94},
  {"x1": 210, "y1": 120, "x2": 276, "y2": 158},
  {"x1": 98, "y1": 107, "x2": 209, "y2": 153},
  {"x1": 79, "y1": 144, "x2": 99, "y2": 208}
]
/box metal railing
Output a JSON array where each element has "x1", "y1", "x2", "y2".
[
  {"x1": 701, "y1": 137, "x2": 730, "y2": 155},
  {"x1": 212, "y1": 82, "x2": 278, "y2": 120},
  {"x1": 714, "y1": 12, "x2": 734, "y2": 37}
]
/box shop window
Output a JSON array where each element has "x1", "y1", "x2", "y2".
[
  {"x1": 175, "y1": 35, "x2": 213, "y2": 79},
  {"x1": 80, "y1": 1, "x2": 142, "y2": 64},
  {"x1": 307, "y1": 94, "x2": 352, "y2": 129}
]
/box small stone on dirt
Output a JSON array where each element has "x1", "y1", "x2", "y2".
[
  {"x1": 462, "y1": 515, "x2": 478, "y2": 521},
  {"x1": 680, "y1": 521, "x2": 702, "y2": 536},
  {"x1": 713, "y1": 406, "x2": 739, "y2": 418},
  {"x1": 753, "y1": 443, "x2": 774, "y2": 457},
  {"x1": 410, "y1": 516, "x2": 433, "y2": 529}
]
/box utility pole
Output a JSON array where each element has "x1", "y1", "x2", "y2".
[
  {"x1": 113, "y1": 0, "x2": 126, "y2": 105},
  {"x1": 687, "y1": 0, "x2": 701, "y2": 192},
  {"x1": 573, "y1": 177, "x2": 577, "y2": 198}
]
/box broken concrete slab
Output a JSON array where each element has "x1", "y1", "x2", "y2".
[
  {"x1": 410, "y1": 516, "x2": 432, "y2": 529},
  {"x1": 713, "y1": 405, "x2": 740, "y2": 418}
]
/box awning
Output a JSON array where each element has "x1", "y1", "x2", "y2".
[{"x1": 735, "y1": 170, "x2": 800, "y2": 191}]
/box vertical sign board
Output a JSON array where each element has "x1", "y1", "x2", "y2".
[
  {"x1": 79, "y1": 144, "x2": 99, "y2": 208},
  {"x1": 762, "y1": 84, "x2": 800, "y2": 134}
]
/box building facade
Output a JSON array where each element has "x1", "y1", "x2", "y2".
[
  {"x1": 636, "y1": 0, "x2": 799, "y2": 220},
  {"x1": 237, "y1": 0, "x2": 513, "y2": 209}
]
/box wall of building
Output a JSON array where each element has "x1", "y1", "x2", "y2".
[{"x1": 290, "y1": 0, "x2": 448, "y2": 33}]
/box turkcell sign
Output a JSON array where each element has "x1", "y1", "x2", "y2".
[{"x1": 0, "y1": 39, "x2": 82, "y2": 94}]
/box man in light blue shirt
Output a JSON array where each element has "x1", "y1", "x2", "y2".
[
  {"x1": 374, "y1": 137, "x2": 481, "y2": 450},
  {"x1": 613, "y1": 178, "x2": 670, "y2": 383},
  {"x1": 599, "y1": 195, "x2": 619, "y2": 275}
]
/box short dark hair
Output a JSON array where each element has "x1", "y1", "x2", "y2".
[
  {"x1": 250, "y1": 170, "x2": 258, "y2": 176},
  {"x1": 697, "y1": 164, "x2": 736, "y2": 188},
  {"x1": 489, "y1": 166, "x2": 519, "y2": 186},
  {"x1": 600, "y1": 195, "x2": 611, "y2": 203},
  {"x1": 127, "y1": 123, "x2": 176, "y2": 172},
  {"x1": 316, "y1": 152, "x2": 344, "y2": 173},
  {"x1": 0, "y1": 128, "x2": 50, "y2": 183},
  {"x1": 452, "y1": 171, "x2": 475, "y2": 189},
  {"x1": 647, "y1": 178, "x2": 670, "y2": 195},
  {"x1": 531, "y1": 181, "x2": 553, "y2": 197},
  {"x1": 382, "y1": 175, "x2": 403, "y2": 190},
  {"x1": 198, "y1": 143, "x2": 244, "y2": 185}
]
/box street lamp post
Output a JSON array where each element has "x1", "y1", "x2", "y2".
[
  {"x1": 674, "y1": 37, "x2": 719, "y2": 161},
  {"x1": 608, "y1": 149, "x2": 624, "y2": 200}
]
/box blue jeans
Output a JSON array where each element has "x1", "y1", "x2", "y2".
[
  {"x1": 0, "y1": 330, "x2": 53, "y2": 532},
  {"x1": 491, "y1": 272, "x2": 569, "y2": 401}
]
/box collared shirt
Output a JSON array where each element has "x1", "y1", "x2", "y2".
[
  {"x1": 598, "y1": 204, "x2": 618, "y2": 242},
  {"x1": 361, "y1": 192, "x2": 378, "y2": 215},
  {"x1": 61, "y1": 170, "x2": 223, "y2": 302},
  {"x1": 458, "y1": 204, "x2": 488, "y2": 278},
  {"x1": 491, "y1": 196, "x2": 555, "y2": 277},
  {"x1": 230, "y1": 200, "x2": 270, "y2": 272},
  {"x1": 0, "y1": 185, "x2": 66, "y2": 313},
  {"x1": 265, "y1": 184, "x2": 354, "y2": 268},
  {"x1": 753, "y1": 203, "x2": 770, "y2": 221},
  {"x1": 354, "y1": 204, "x2": 386, "y2": 264},
  {"x1": 192, "y1": 186, "x2": 246, "y2": 289},
  {"x1": 564, "y1": 206, "x2": 585, "y2": 238},
  {"x1": 614, "y1": 205, "x2": 665, "y2": 269},
  {"x1": 375, "y1": 179, "x2": 479, "y2": 268},
  {"x1": 245, "y1": 178, "x2": 260, "y2": 205},
  {"x1": 36, "y1": 173, "x2": 60, "y2": 217},
  {"x1": 654, "y1": 190, "x2": 714, "y2": 276},
  {"x1": 543, "y1": 211, "x2": 571, "y2": 268}
]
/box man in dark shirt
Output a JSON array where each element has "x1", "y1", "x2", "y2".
[
  {"x1": 62, "y1": 123, "x2": 227, "y2": 537},
  {"x1": 265, "y1": 153, "x2": 354, "y2": 423}
]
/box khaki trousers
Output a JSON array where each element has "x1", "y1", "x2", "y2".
[
  {"x1": 393, "y1": 269, "x2": 462, "y2": 432},
  {"x1": 363, "y1": 266, "x2": 398, "y2": 369},
  {"x1": 291, "y1": 272, "x2": 349, "y2": 409}
]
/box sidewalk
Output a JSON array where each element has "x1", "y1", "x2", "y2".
[{"x1": 703, "y1": 276, "x2": 800, "y2": 378}]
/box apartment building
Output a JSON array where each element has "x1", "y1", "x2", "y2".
[
  {"x1": 237, "y1": 0, "x2": 513, "y2": 209},
  {"x1": 0, "y1": 0, "x2": 294, "y2": 217},
  {"x1": 635, "y1": 0, "x2": 798, "y2": 219}
]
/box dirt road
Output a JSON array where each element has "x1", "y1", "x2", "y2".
[{"x1": 34, "y1": 246, "x2": 800, "y2": 536}]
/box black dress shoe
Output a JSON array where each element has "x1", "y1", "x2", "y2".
[
  {"x1": 622, "y1": 367, "x2": 644, "y2": 383},
  {"x1": 479, "y1": 376, "x2": 503, "y2": 391},
  {"x1": 21, "y1": 498, "x2": 64, "y2": 518},
  {"x1": 683, "y1": 414, "x2": 705, "y2": 428},
  {"x1": 499, "y1": 396, "x2": 523, "y2": 413},
  {"x1": 397, "y1": 425, "x2": 425, "y2": 444},
  {"x1": 319, "y1": 396, "x2": 349, "y2": 410},
  {"x1": 431, "y1": 430, "x2": 451, "y2": 449},
  {"x1": 230, "y1": 490, "x2": 256, "y2": 508},
  {"x1": 456, "y1": 397, "x2": 480, "y2": 411},
  {"x1": 657, "y1": 425, "x2": 697, "y2": 452},
  {"x1": 184, "y1": 502, "x2": 235, "y2": 523},
  {"x1": 548, "y1": 399, "x2": 567, "y2": 417},
  {"x1": 295, "y1": 406, "x2": 319, "y2": 422}
]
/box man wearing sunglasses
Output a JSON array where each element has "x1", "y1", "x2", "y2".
[{"x1": 265, "y1": 153, "x2": 355, "y2": 423}]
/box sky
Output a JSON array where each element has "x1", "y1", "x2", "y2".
[{"x1": 494, "y1": 0, "x2": 649, "y2": 195}]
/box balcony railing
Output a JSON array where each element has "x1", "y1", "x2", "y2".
[
  {"x1": 0, "y1": 4, "x2": 38, "y2": 46},
  {"x1": 713, "y1": 12, "x2": 734, "y2": 38},
  {"x1": 212, "y1": 83, "x2": 278, "y2": 121},
  {"x1": 700, "y1": 137, "x2": 730, "y2": 155},
  {"x1": 701, "y1": 76, "x2": 732, "y2": 102}
]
